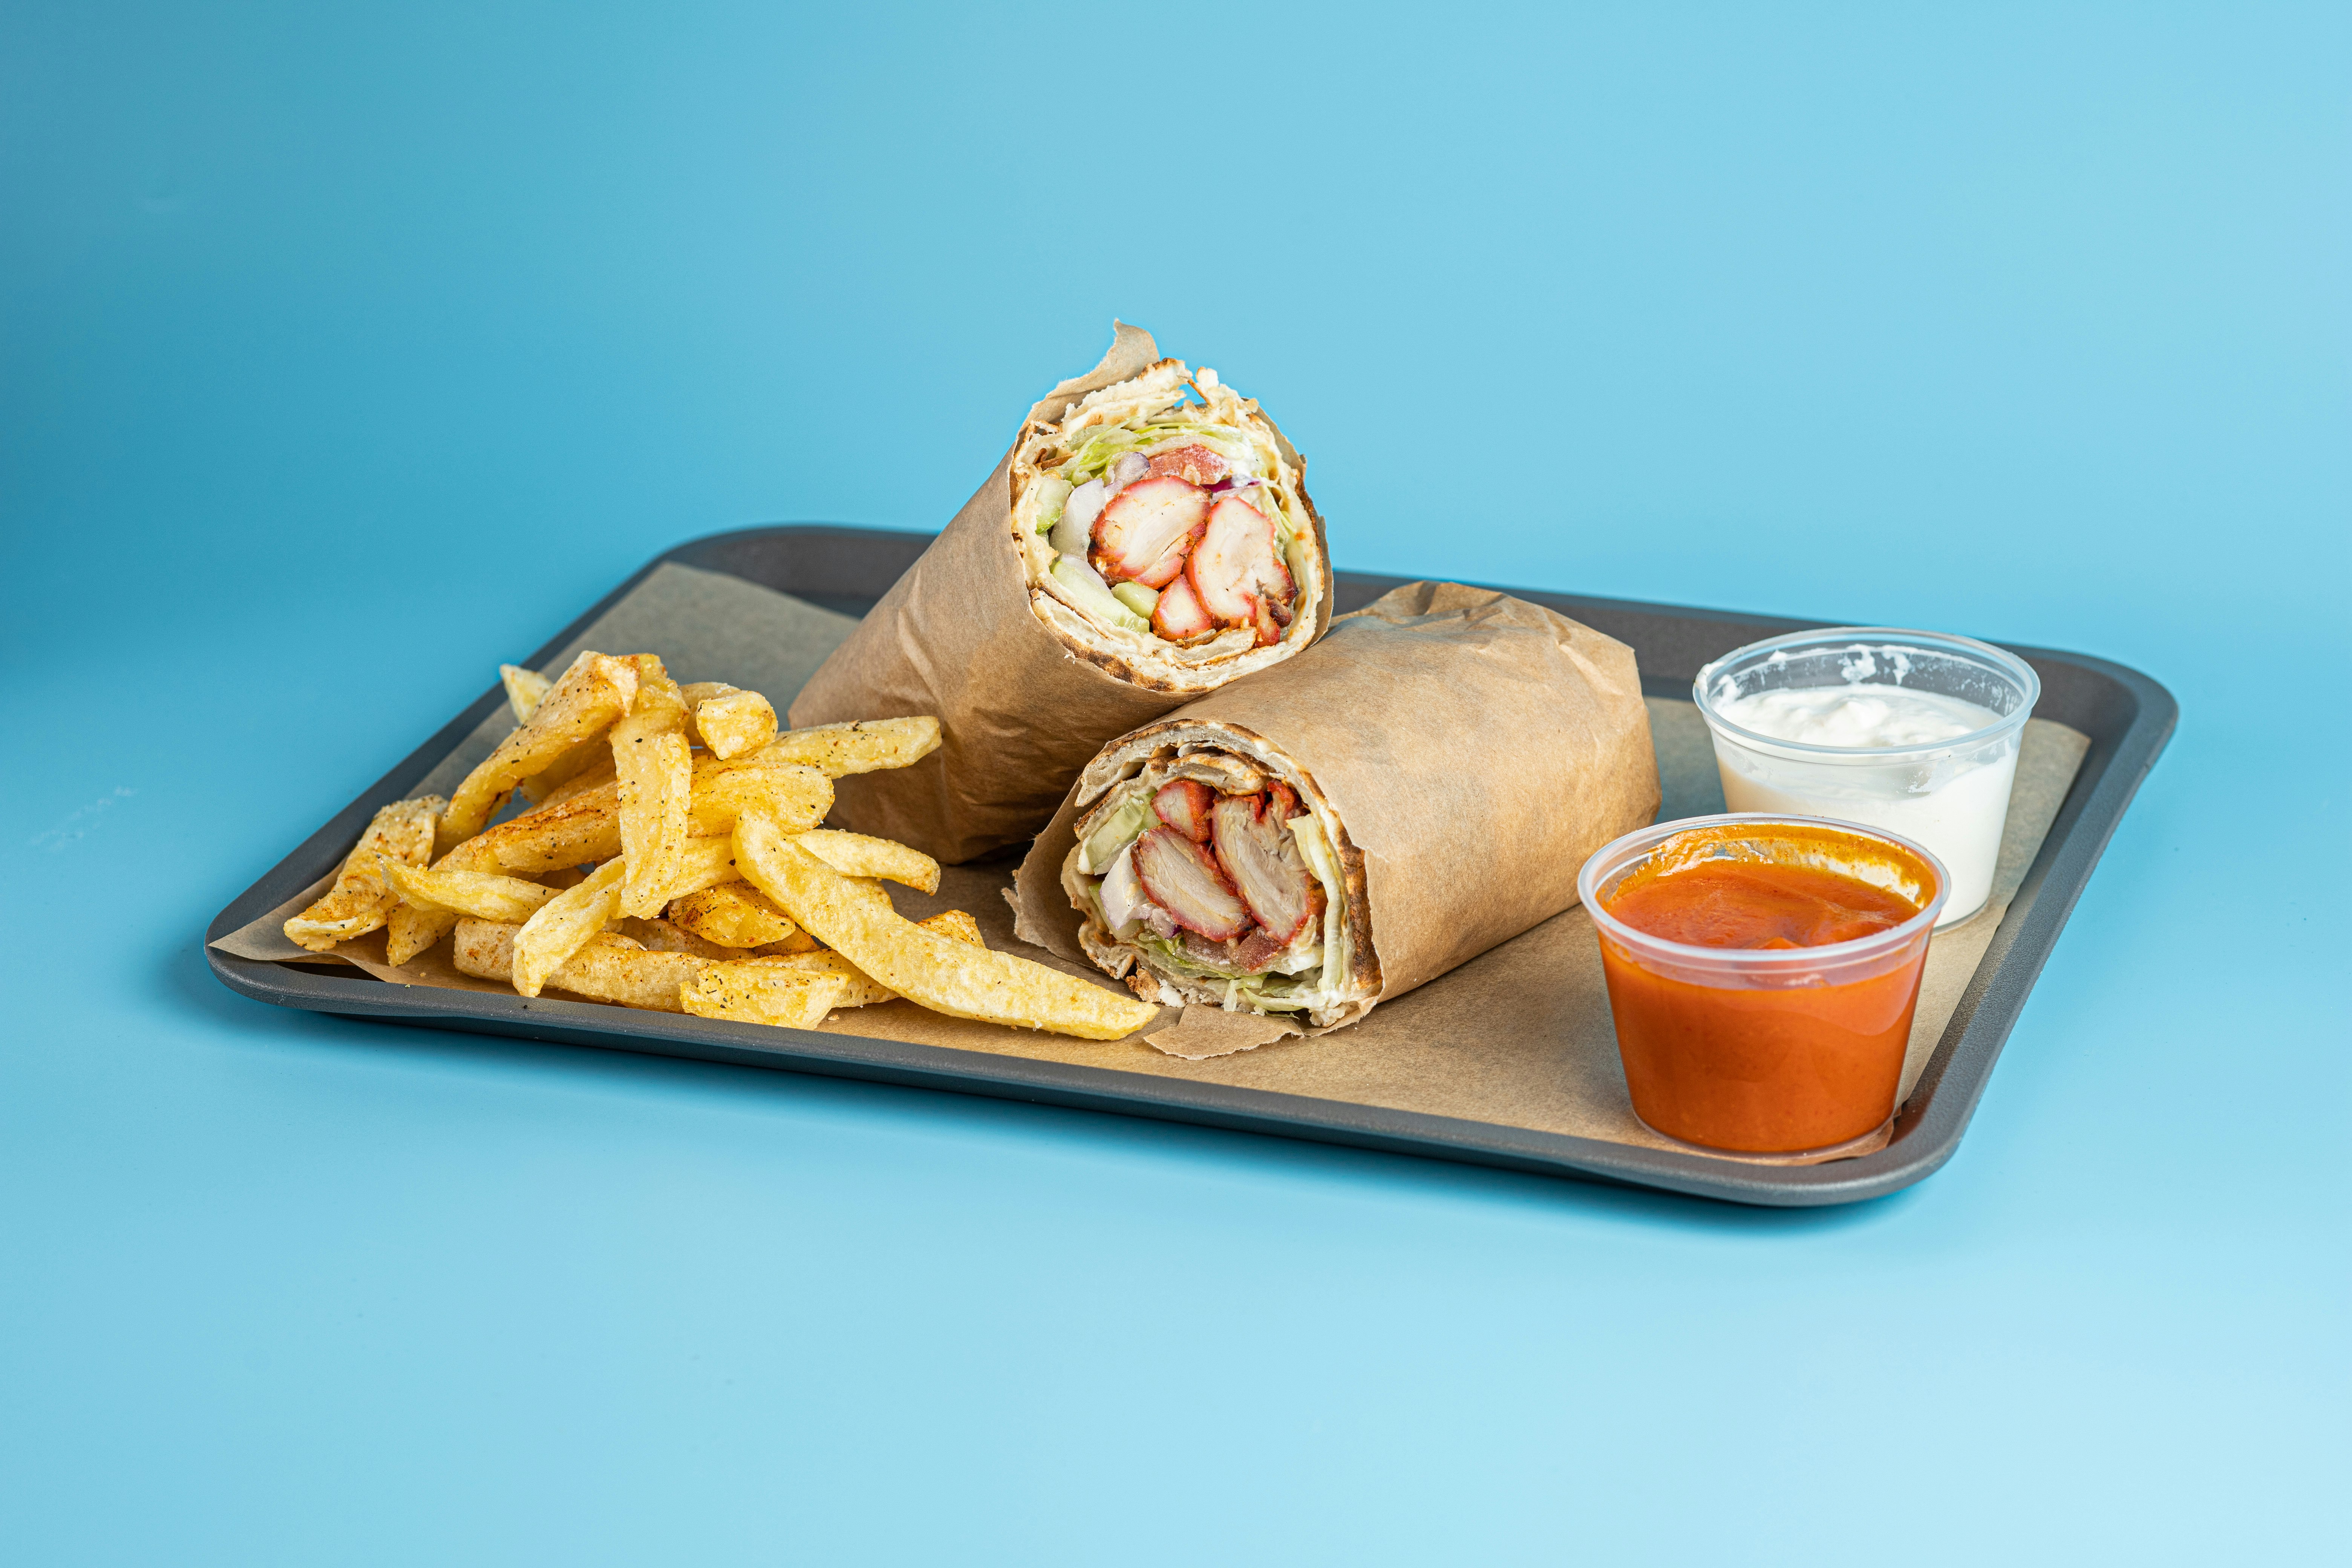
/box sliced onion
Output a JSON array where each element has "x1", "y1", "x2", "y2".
[
  {"x1": 1097, "y1": 841, "x2": 1147, "y2": 932},
  {"x1": 1107, "y1": 452, "x2": 1150, "y2": 493},
  {"x1": 1054, "y1": 479, "x2": 1106, "y2": 555}
]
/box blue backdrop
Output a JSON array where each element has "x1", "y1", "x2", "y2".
[{"x1": 4, "y1": 3, "x2": 2344, "y2": 1562}]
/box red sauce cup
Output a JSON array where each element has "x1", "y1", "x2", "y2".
[{"x1": 1577, "y1": 815, "x2": 1951, "y2": 1157}]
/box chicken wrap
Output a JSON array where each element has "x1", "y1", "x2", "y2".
[
  {"x1": 787, "y1": 323, "x2": 1332, "y2": 863},
  {"x1": 1012, "y1": 582, "x2": 1661, "y2": 1034}
]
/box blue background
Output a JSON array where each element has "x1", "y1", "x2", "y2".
[{"x1": 5, "y1": 3, "x2": 2344, "y2": 1561}]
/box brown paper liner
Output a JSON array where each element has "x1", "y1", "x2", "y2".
[
  {"x1": 1013, "y1": 582, "x2": 1663, "y2": 1046},
  {"x1": 785, "y1": 323, "x2": 1334, "y2": 864}
]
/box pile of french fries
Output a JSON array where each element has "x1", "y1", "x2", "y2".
[{"x1": 284, "y1": 651, "x2": 1158, "y2": 1041}]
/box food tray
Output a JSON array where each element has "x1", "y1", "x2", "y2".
[{"x1": 205, "y1": 527, "x2": 2174, "y2": 1205}]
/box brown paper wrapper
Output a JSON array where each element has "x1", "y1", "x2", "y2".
[
  {"x1": 785, "y1": 323, "x2": 1335, "y2": 864},
  {"x1": 1012, "y1": 582, "x2": 1663, "y2": 1044}
]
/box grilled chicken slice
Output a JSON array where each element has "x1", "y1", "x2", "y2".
[
  {"x1": 1266, "y1": 781, "x2": 1302, "y2": 819},
  {"x1": 1151, "y1": 573, "x2": 1215, "y2": 640},
  {"x1": 1209, "y1": 793, "x2": 1322, "y2": 945},
  {"x1": 1153, "y1": 779, "x2": 1215, "y2": 842},
  {"x1": 1093, "y1": 476, "x2": 1209, "y2": 586},
  {"x1": 1133, "y1": 826, "x2": 1251, "y2": 940},
  {"x1": 1187, "y1": 494, "x2": 1297, "y2": 643},
  {"x1": 1145, "y1": 444, "x2": 1230, "y2": 487}
]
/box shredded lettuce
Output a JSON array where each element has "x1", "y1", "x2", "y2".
[
  {"x1": 1060, "y1": 419, "x2": 1254, "y2": 484},
  {"x1": 1079, "y1": 794, "x2": 1152, "y2": 875}
]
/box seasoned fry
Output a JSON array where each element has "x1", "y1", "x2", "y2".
[
  {"x1": 472, "y1": 781, "x2": 623, "y2": 872},
  {"x1": 283, "y1": 795, "x2": 445, "y2": 952},
  {"x1": 384, "y1": 862, "x2": 556, "y2": 923},
  {"x1": 916, "y1": 908, "x2": 985, "y2": 948},
  {"x1": 612, "y1": 677, "x2": 693, "y2": 918},
  {"x1": 688, "y1": 758, "x2": 832, "y2": 838},
  {"x1": 681, "y1": 682, "x2": 779, "y2": 760},
  {"x1": 680, "y1": 963, "x2": 848, "y2": 1029},
  {"x1": 512, "y1": 858, "x2": 626, "y2": 998},
  {"x1": 754, "y1": 716, "x2": 942, "y2": 778},
  {"x1": 453, "y1": 919, "x2": 709, "y2": 1011},
  {"x1": 666, "y1": 882, "x2": 798, "y2": 948},
  {"x1": 744, "y1": 949, "x2": 898, "y2": 1009},
  {"x1": 753, "y1": 929, "x2": 823, "y2": 956},
  {"x1": 792, "y1": 829, "x2": 941, "y2": 894},
  {"x1": 662, "y1": 835, "x2": 745, "y2": 901},
  {"x1": 521, "y1": 750, "x2": 615, "y2": 808},
  {"x1": 500, "y1": 664, "x2": 553, "y2": 725},
  {"x1": 617, "y1": 916, "x2": 739, "y2": 959},
  {"x1": 441, "y1": 651, "x2": 640, "y2": 851},
  {"x1": 735, "y1": 811, "x2": 1155, "y2": 1039}
]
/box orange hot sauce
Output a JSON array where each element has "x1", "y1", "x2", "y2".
[{"x1": 1597, "y1": 826, "x2": 1938, "y2": 1154}]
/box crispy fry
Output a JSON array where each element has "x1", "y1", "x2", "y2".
[
  {"x1": 616, "y1": 916, "x2": 740, "y2": 959},
  {"x1": 743, "y1": 949, "x2": 897, "y2": 1008},
  {"x1": 441, "y1": 651, "x2": 639, "y2": 851},
  {"x1": 662, "y1": 835, "x2": 745, "y2": 901},
  {"x1": 283, "y1": 795, "x2": 444, "y2": 952},
  {"x1": 917, "y1": 908, "x2": 985, "y2": 948},
  {"x1": 500, "y1": 664, "x2": 552, "y2": 725},
  {"x1": 384, "y1": 862, "x2": 556, "y2": 923},
  {"x1": 472, "y1": 781, "x2": 623, "y2": 872},
  {"x1": 753, "y1": 716, "x2": 942, "y2": 778},
  {"x1": 792, "y1": 828, "x2": 941, "y2": 894},
  {"x1": 612, "y1": 677, "x2": 692, "y2": 918},
  {"x1": 453, "y1": 919, "x2": 709, "y2": 1011},
  {"x1": 738, "y1": 910, "x2": 985, "y2": 1007},
  {"x1": 681, "y1": 682, "x2": 779, "y2": 760},
  {"x1": 666, "y1": 882, "x2": 798, "y2": 948},
  {"x1": 680, "y1": 963, "x2": 848, "y2": 1029},
  {"x1": 688, "y1": 758, "x2": 832, "y2": 838},
  {"x1": 735, "y1": 812, "x2": 1155, "y2": 1039},
  {"x1": 753, "y1": 929, "x2": 823, "y2": 956},
  {"x1": 521, "y1": 750, "x2": 615, "y2": 808},
  {"x1": 512, "y1": 858, "x2": 626, "y2": 997}
]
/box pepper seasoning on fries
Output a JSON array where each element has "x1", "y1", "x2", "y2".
[{"x1": 296, "y1": 655, "x2": 1152, "y2": 1040}]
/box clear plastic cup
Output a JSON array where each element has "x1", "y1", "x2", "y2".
[
  {"x1": 1577, "y1": 815, "x2": 1950, "y2": 1157},
  {"x1": 1692, "y1": 627, "x2": 2039, "y2": 927}
]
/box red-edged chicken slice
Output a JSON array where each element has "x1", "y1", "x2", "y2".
[
  {"x1": 1187, "y1": 494, "x2": 1296, "y2": 644},
  {"x1": 1150, "y1": 573, "x2": 1216, "y2": 640},
  {"x1": 1209, "y1": 793, "x2": 1323, "y2": 945},
  {"x1": 1145, "y1": 444, "x2": 1230, "y2": 487},
  {"x1": 1133, "y1": 827, "x2": 1252, "y2": 940},
  {"x1": 1153, "y1": 779, "x2": 1215, "y2": 842},
  {"x1": 1093, "y1": 476, "x2": 1209, "y2": 586}
]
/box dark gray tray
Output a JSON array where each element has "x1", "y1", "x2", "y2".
[{"x1": 205, "y1": 527, "x2": 2174, "y2": 1205}]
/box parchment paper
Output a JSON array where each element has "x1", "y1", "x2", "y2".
[
  {"x1": 213, "y1": 562, "x2": 2088, "y2": 1165},
  {"x1": 1008, "y1": 582, "x2": 1662, "y2": 1038},
  {"x1": 784, "y1": 323, "x2": 1335, "y2": 864}
]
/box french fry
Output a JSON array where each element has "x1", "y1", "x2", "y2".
[
  {"x1": 753, "y1": 716, "x2": 942, "y2": 778},
  {"x1": 441, "y1": 651, "x2": 639, "y2": 851},
  {"x1": 742, "y1": 911, "x2": 985, "y2": 1008},
  {"x1": 792, "y1": 829, "x2": 940, "y2": 894},
  {"x1": 283, "y1": 795, "x2": 445, "y2": 952},
  {"x1": 662, "y1": 835, "x2": 746, "y2": 901},
  {"x1": 753, "y1": 929, "x2": 823, "y2": 956},
  {"x1": 612, "y1": 677, "x2": 692, "y2": 918},
  {"x1": 735, "y1": 810, "x2": 1156, "y2": 1040},
  {"x1": 472, "y1": 782, "x2": 623, "y2": 872},
  {"x1": 511, "y1": 858, "x2": 626, "y2": 997},
  {"x1": 687, "y1": 758, "x2": 832, "y2": 838},
  {"x1": 681, "y1": 682, "x2": 779, "y2": 760},
  {"x1": 680, "y1": 964, "x2": 848, "y2": 1029},
  {"x1": 453, "y1": 920, "x2": 710, "y2": 1011},
  {"x1": 916, "y1": 908, "x2": 985, "y2": 948},
  {"x1": 743, "y1": 949, "x2": 897, "y2": 1009},
  {"x1": 520, "y1": 751, "x2": 614, "y2": 808},
  {"x1": 666, "y1": 883, "x2": 798, "y2": 949},
  {"x1": 616, "y1": 916, "x2": 739, "y2": 960},
  {"x1": 384, "y1": 861, "x2": 556, "y2": 923},
  {"x1": 500, "y1": 664, "x2": 552, "y2": 725}
]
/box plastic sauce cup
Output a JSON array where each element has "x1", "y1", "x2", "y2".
[
  {"x1": 1578, "y1": 815, "x2": 1950, "y2": 1157},
  {"x1": 1692, "y1": 628, "x2": 2038, "y2": 927}
]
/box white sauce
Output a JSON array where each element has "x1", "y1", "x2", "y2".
[
  {"x1": 1706, "y1": 684, "x2": 2018, "y2": 926},
  {"x1": 1716, "y1": 685, "x2": 2001, "y2": 749}
]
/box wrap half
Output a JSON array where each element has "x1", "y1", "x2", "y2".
[
  {"x1": 787, "y1": 323, "x2": 1333, "y2": 862},
  {"x1": 1013, "y1": 582, "x2": 1662, "y2": 1034}
]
